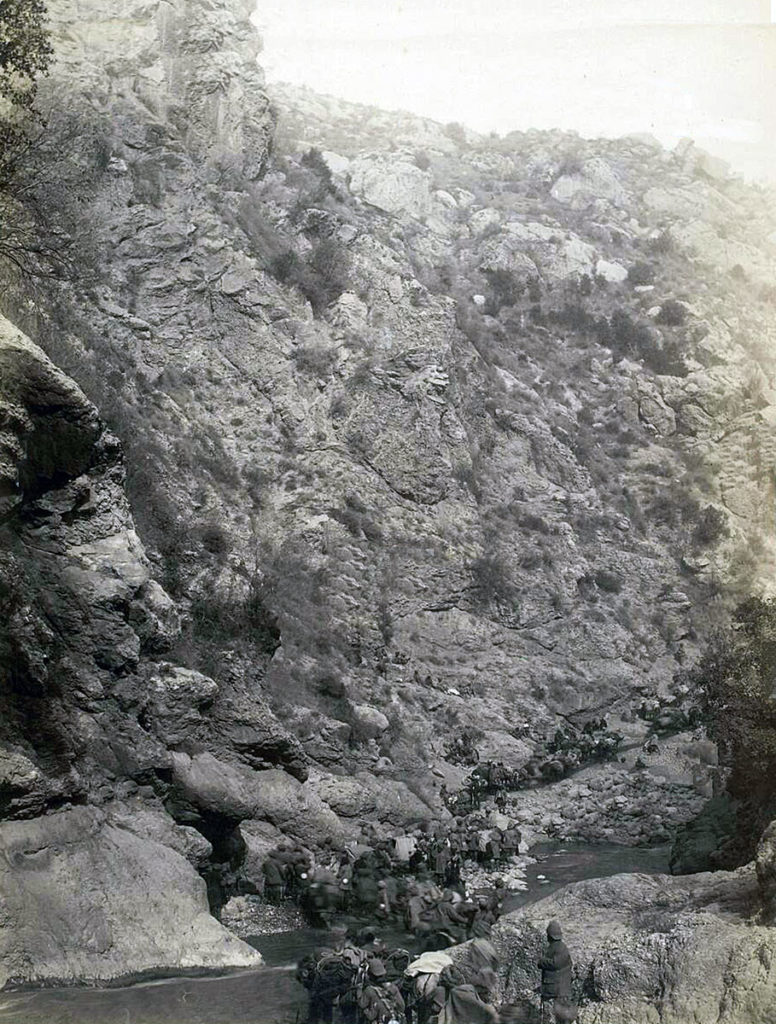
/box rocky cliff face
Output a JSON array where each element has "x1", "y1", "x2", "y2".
[
  {"x1": 51, "y1": 0, "x2": 273, "y2": 179},
  {"x1": 492, "y1": 864, "x2": 775, "y2": 1024},
  {"x1": 1, "y1": 0, "x2": 776, "y2": 988},
  {"x1": 0, "y1": 315, "x2": 263, "y2": 982}
]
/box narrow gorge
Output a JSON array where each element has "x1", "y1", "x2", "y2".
[{"x1": 1, "y1": 1, "x2": 776, "y2": 1021}]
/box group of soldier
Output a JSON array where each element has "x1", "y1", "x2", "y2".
[
  {"x1": 448, "y1": 721, "x2": 624, "y2": 815},
  {"x1": 261, "y1": 818, "x2": 522, "y2": 936},
  {"x1": 296, "y1": 921, "x2": 576, "y2": 1024}
]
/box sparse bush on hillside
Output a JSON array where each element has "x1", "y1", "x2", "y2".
[
  {"x1": 557, "y1": 152, "x2": 583, "y2": 176},
  {"x1": 483, "y1": 267, "x2": 522, "y2": 313},
  {"x1": 519, "y1": 512, "x2": 552, "y2": 534},
  {"x1": 656, "y1": 299, "x2": 688, "y2": 326},
  {"x1": 648, "y1": 485, "x2": 701, "y2": 531},
  {"x1": 453, "y1": 461, "x2": 481, "y2": 501},
  {"x1": 270, "y1": 236, "x2": 349, "y2": 312},
  {"x1": 692, "y1": 505, "x2": 729, "y2": 548},
  {"x1": 184, "y1": 577, "x2": 281, "y2": 660},
  {"x1": 199, "y1": 522, "x2": 232, "y2": 559},
  {"x1": 608, "y1": 309, "x2": 687, "y2": 376},
  {"x1": 300, "y1": 146, "x2": 334, "y2": 190},
  {"x1": 594, "y1": 569, "x2": 624, "y2": 594},
  {"x1": 444, "y1": 121, "x2": 467, "y2": 146},
  {"x1": 627, "y1": 260, "x2": 655, "y2": 286},
  {"x1": 293, "y1": 342, "x2": 338, "y2": 377},
  {"x1": 307, "y1": 237, "x2": 349, "y2": 308},
  {"x1": 469, "y1": 551, "x2": 517, "y2": 609},
  {"x1": 648, "y1": 230, "x2": 674, "y2": 255}
]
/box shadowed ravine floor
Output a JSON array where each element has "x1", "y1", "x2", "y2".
[{"x1": 0, "y1": 844, "x2": 670, "y2": 1024}]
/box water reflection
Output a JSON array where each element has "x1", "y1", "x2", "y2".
[{"x1": 0, "y1": 842, "x2": 670, "y2": 1024}]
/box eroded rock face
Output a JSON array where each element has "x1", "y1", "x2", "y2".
[
  {"x1": 0, "y1": 315, "x2": 170, "y2": 815},
  {"x1": 493, "y1": 867, "x2": 770, "y2": 1024},
  {"x1": 0, "y1": 313, "x2": 318, "y2": 979},
  {"x1": 0, "y1": 318, "x2": 102, "y2": 510},
  {"x1": 349, "y1": 156, "x2": 433, "y2": 218},
  {"x1": 168, "y1": 752, "x2": 348, "y2": 845},
  {"x1": 0, "y1": 806, "x2": 261, "y2": 988},
  {"x1": 3, "y1": 0, "x2": 776, "y2": 993},
  {"x1": 50, "y1": 0, "x2": 274, "y2": 177}
]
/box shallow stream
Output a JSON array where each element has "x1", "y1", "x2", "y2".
[{"x1": 0, "y1": 842, "x2": 670, "y2": 1024}]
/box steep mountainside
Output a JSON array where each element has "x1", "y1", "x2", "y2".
[{"x1": 0, "y1": 0, "x2": 775, "y2": 986}]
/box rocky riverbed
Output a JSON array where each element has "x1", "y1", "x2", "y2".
[
  {"x1": 0, "y1": 842, "x2": 673, "y2": 1024},
  {"x1": 488, "y1": 729, "x2": 712, "y2": 849},
  {"x1": 1, "y1": 0, "x2": 776, "y2": 1011}
]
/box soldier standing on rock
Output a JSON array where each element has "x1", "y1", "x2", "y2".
[{"x1": 538, "y1": 920, "x2": 576, "y2": 1022}]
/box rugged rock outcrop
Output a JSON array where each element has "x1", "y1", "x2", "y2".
[
  {"x1": 492, "y1": 866, "x2": 771, "y2": 1023},
  {"x1": 1, "y1": 0, "x2": 776, "y2": 992},
  {"x1": 0, "y1": 314, "x2": 294, "y2": 980},
  {"x1": 51, "y1": 0, "x2": 274, "y2": 178},
  {"x1": 6, "y1": 3, "x2": 771, "y2": 814},
  {"x1": 0, "y1": 805, "x2": 260, "y2": 988}
]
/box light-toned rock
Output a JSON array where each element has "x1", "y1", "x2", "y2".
[
  {"x1": 169, "y1": 752, "x2": 346, "y2": 844},
  {"x1": 0, "y1": 806, "x2": 260, "y2": 987},
  {"x1": 349, "y1": 156, "x2": 432, "y2": 218},
  {"x1": 351, "y1": 703, "x2": 390, "y2": 737},
  {"x1": 321, "y1": 150, "x2": 350, "y2": 176},
  {"x1": 144, "y1": 663, "x2": 218, "y2": 746},
  {"x1": 493, "y1": 866, "x2": 774, "y2": 1024},
  {"x1": 106, "y1": 797, "x2": 213, "y2": 870},
  {"x1": 434, "y1": 189, "x2": 457, "y2": 209},
  {"x1": 470, "y1": 208, "x2": 502, "y2": 234},
  {"x1": 595, "y1": 258, "x2": 628, "y2": 283},
  {"x1": 478, "y1": 238, "x2": 539, "y2": 279},
  {"x1": 308, "y1": 772, "x2": 435, "y2": 829},
  {"x1": 551, "y1": 158, "x2": 626, "y2": 206},
  {"x1": 638, "y1": 384, "x2": 676, "y2": 434}
]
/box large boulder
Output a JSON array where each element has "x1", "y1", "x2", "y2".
[
  {"x1": 349, "y1": 156, "x2": 432, "y2": 218},
  {"x1": 550, "y1": 157, "x2": 626, "y2": 207},
  {"x1": 0, "y1": 806, "x2": 260, "y2": 988},
  {"x1": 106, "y1": 796, "x2": 213, "y2": 871},
  {"x1": 308, "y1": 771, "x2": 436, "y2": 829},
  {"x1": 492, "y1": 866, "x2": 772, "y2": 1024},
  {"x1": 168, "y1": 752, "x2": 346, "y2": 845}
]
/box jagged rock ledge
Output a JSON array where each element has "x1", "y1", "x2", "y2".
[{"x1": 491, "y1": 865, "x2": 773, "y2": 1024}]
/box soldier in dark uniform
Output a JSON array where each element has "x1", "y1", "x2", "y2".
[{"x1": 538, "y1": 920, "x2": 574, "y2": 1023}]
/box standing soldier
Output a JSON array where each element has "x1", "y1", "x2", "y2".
[{"x1": 538, "y1": 920, "x2": 575, "y2": 1022}]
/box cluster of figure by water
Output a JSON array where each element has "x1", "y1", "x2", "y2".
[
  {"x1": 637, "y1": 688, "x2": 701, "y2": 746},
  {"x1": 447, "y1": 720, "x2": 625, "y2": 814},
  {"x1": 261, "y1": 819, "x2": 522, "y2": 938},
  {"x1": 297, "y1": 922, "x2": 577, "y2": 1024}
]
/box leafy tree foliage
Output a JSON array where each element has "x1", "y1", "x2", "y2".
[
  {"x1": 0, "y1": 104, "x2": 110, "y2": 277},
  {"x1": 0, "y1": 4, "x2": 111, "y2": 278},
  {"x1": 0, "y1": 0, "x2": 53, "y2": 183},
  {"x1": 691, "y1": 597, "x2": 776, "y2": 858}
]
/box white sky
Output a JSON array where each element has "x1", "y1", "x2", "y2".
[{"x1": 253, "y1": 0, "x2": 776, "y2": 183}]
